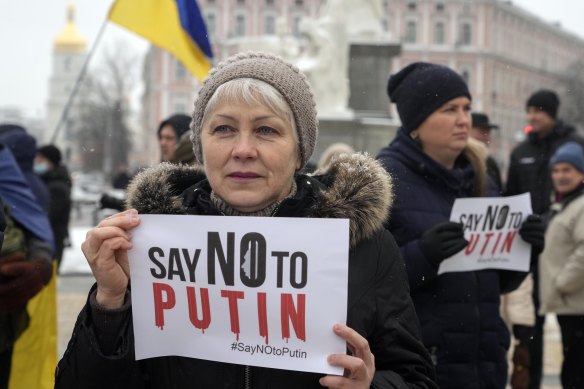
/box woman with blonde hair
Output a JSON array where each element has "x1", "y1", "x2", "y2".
[{"x1": 376, "y1": 62, "x2": 544, "y2": 389}]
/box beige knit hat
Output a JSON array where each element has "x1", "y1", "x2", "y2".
[{"x1": 191, "y1": 52, "x2": 318, "y2": 169}]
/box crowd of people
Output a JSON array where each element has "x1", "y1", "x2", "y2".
[{"x1": 1, "y1": 51, "x2": 583, "y2": 389}]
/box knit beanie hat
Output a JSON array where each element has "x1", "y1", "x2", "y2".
[
  {"x1": 157, "y1": 114, "x2": 191, "y2": 139},
  {"x1": 387, "y1": 62, "x2": 471, "y2": 134},
  {"x1": 191, "y1": 52, "x2": 318, "y2": 169},
  {"x1": 550, "y1": 142, "x2": 584, "y2": 172},
  {"x1": 526, "y1": 89, "x2": 559, "y2": 119},
  {"x1": 37, "y1": 144, "x2": 62, "y2": 166}
]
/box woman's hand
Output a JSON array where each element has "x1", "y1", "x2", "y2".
[
  {"x1": 319, "y1": 324, "x2": 375, "y2": 388},
  {"x1": 81, "y1": 209, "x2": 140, "y2": 309}
]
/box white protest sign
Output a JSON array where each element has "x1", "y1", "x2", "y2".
[
  {"x1": 128, "y1": 214, "x2": 349, "y2": 375},
  {"x1": 438, "y1": 193, "x2": 532, "y2": 274}
]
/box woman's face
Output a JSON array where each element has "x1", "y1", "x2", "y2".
[
  {"x1": 201, "y1": 99, "x2": 300, "y2": 213},
  {"x1": 417, "y1": 96, "x2": 472, "y2": 167}
]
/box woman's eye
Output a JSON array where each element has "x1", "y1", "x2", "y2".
[
  {"x1": 212, "y1": 125, "x2": 233, "y2": 134},
  {"x1": 256, "y1": 126, "x2": 278, "y2": 136}
]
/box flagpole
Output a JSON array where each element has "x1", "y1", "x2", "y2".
[{"x1": 50, "y1": 17, "x2": 109, "y2": 143}]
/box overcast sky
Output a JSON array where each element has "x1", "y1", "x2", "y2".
[{"x1": 0, "y1": 0, "x2": 583, "y2": 118}]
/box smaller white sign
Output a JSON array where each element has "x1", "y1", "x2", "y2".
[
  {"x1": 128, "y1": 214, "x2": 350, "y2": 375},
  {"x1": 439, "y1": 193, "x2": 533, "y2": 274}
]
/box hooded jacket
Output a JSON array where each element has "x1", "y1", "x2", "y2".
[
  {"x1": 0, "y1": 125, "x2": 50, "y2": 212},
  {"x1": 377, "y1": 129, "x2": 524, "y2": 389},
  {"x1": 55, "y1": 154, "x2": 438, "y2": 389}
]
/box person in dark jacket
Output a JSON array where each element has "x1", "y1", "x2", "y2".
[
  {"x1": 376, "y1": 62, "x2": 544, "y2": 389},
  {"x1": 158, "y1": 113, "x2": 191, "y2": 162},
  {"x1": 35, "y1": 144, "x2": 71, "y2": 267},
  {"x1": 55, "y1": 52, "x2": 438, "y2": 389},
  {"x1": 470, "y1": 113, "x2": 503, "y2": 192},
  {"x1": 506, "y1": 89, "x2": 584, "y2": 389},
  {"x1": 0, "y1": 124, "x2": 50, "y2": 212}
]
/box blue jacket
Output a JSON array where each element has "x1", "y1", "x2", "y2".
[
  {"x1": 377, "y1": 129, "x2": 522, "y2": 389},
  {"x1": 0, "y1": 125, "x2": 50, "y2": 212},
  {"x1": 0, "y1": 145, "x2": 54, "y2": 250}
]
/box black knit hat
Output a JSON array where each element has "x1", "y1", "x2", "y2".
[
  {"x1": 157, "y1": 114, "x2": 191, "y2": 139},
  {"x1": 37, "y1": 144, "x2": 62, "y2": 166},
  {"x1": 526, "y1": 89, "x2": 559, "y2": 119},
  {"x1": 387, "y1": 62, "x2": 471, "y2": 133}
]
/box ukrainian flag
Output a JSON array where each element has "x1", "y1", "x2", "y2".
[{"x1": 109, "y1": 0, "x2": 213, "y2": 80}]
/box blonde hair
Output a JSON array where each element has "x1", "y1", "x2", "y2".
[{"x1": 464, "y1": 137, "x2": 489, "y2": 197}]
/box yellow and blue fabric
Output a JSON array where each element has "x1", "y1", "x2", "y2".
[{"x1": 109, "y1": 0, "x2": 213, "y2": 80}]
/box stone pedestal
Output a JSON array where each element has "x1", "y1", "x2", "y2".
[
  {"x1": 348, "y1": 42, "x2": 401, "y2": 115},
  {"x1": 314, "y1": 115, "x2": 399, "y2": 163},
  {"x1": 310, "y1": 42, "x2": 402, "y2": 164}
]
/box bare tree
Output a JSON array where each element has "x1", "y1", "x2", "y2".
[{"x1": 76, "y1": 40, "x2": 138, "y2": 179}]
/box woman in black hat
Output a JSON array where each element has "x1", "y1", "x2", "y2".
[{"x1": 376, "y1": 62, "x2": 544, "y2": 389}]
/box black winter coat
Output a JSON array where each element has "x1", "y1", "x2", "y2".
[
  {"x1": 377, "y1": 129, "x2": 525, "y2": 389},
  {"x1": 506, "y1": 120, "x2": 584, "y2": 214},
  {"x1": 39, "y1": 165, "x2": 71, "y2": 263},
  {"x1": 55, "y1": 154, "x2": 438, "y2": 389}
]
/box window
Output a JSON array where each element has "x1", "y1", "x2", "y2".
[
  {"x1": 174, "y1": 103, "x2": 186, "y2": 113},
  {"x1": 461, "y1": 69, "x2": 471, "y2": 84},
  {"x1": 235, "y1": 14, "x2": 246, "y2": 36},
  {"x1": 205, "y1": 13, "x2": 216, "y2": 37},
  {"x1": 292, "y1": 15, "x2": 302, "y2": 37},
  {"x1": 64, "y1": 57, "x2": 71, "y2": 71},
  {"x1": 405, "y1": 20, "x2": 417, "y2": 43},
  {"x1": 434, "y1": 21, "x2": 445, "y2": 44},
  {"x1": 237, "y1": 0, "x2": 245, "y2": 4},
  {"x1": 460, "y1": 23, "x2": 471, "y2": 45},
  {"x1": 175, "y1": 61, "x2": 187, "y2": 81},
  {"x1": 407, "y1": 1, "x2": 416, "y2": 11},
  {"x1": 382, "y1": 17, "x2": 389, "y2": 32},
  {"x1": 266, "y1": 0, "x2": 274, "y2": 5},
  {"x1": 295, "y1": 0, "x2": 304, "y2": 6},
  {"x1": 265, "y1": 14, "x2": 276, "y2": 35},
  {"x1": 436, "y1": 2, "x2": 445, "y2": 11}
]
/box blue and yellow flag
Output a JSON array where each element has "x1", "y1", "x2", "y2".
[{"x1": 109, "y1": 0, "x2": 213, "y2": 80}]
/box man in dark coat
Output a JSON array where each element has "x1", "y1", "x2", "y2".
[
  {"x1": 470, "y1": 113, "x2": 503, "y2": 192},
  {"x1": 506, "y1": 89, "x2": 584, "y2": 389},
  {"x1": 35, "y1": 145, "x2": 71, "y2": 268}
]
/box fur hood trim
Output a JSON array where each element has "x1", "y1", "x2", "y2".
[
  {"x1": 311, "y1": 153, "x2": 393, "y2": 246},
  {"x1": 126, "y1": 154, "x2": 393, "y2": 247},
  {"x1": 126, "y1": 162, "x2": 206, "y2": 215}
]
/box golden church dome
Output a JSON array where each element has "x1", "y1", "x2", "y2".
[{"x1": 54, "y1": 1, "x2": 86, "y2": 53}]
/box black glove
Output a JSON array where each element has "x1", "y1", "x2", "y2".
[
  {"x1": 0, "y1": 257, "x2": 52, "y2": 312},
  {"x1": 419, "y1": 221, "x2": 468, "y2": 265},
  {"x1": 519, "y1": 214, "x2": 545, "y2": 251}
]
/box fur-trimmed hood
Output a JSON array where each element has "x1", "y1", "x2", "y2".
[{"x1": 126, "y1": 153, "x2": 392, "y2": 247}]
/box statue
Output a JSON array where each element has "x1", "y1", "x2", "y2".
[{"x1": 295, "y1": 0, "x2": 385, "y2": 116}]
